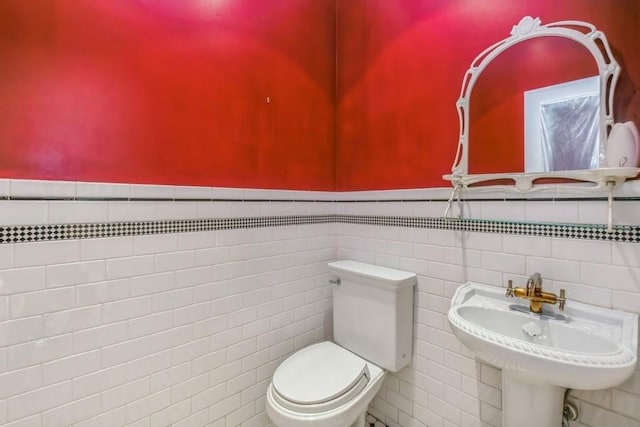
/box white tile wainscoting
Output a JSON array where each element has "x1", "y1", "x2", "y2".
[
  {"x1": 0, "y1": 179, "x2": 639, "y2": 427},
  {"x1": 0, "y1": 181, "x2": 336, "y2": 427}
]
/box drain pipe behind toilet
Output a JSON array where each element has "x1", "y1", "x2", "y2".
[{"x1": 562, "y1": 389, "x2": 579, "y2": 427}]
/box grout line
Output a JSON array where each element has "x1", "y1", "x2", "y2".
[{"x1": 3, "y1": 195, "x2": 640, "y2": 202}]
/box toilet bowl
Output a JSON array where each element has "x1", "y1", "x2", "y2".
[
  {"x1": 266, "y1": 341, "x2": 386, "y2": 427},
  {"x1": 265, "y1": 261, "x2": 417, "y2": 427}
]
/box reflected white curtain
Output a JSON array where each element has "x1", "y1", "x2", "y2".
[{"x1": 540, "y1": 94, "x2": 600, "y2": 171}]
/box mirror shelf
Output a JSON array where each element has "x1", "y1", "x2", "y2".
[
  {"x1": 444, "y1": 167, "x2": 640, "y2": 193},
  {"x1": 445, "y1": 16, "x2": 625, "y2": 192}
]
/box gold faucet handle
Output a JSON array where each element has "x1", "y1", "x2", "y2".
[
  {"x1": 558, "y1": 289, "x2": 566, "y2": 311},
  {"x1": 506, "y1": 280, "x2": 515, "y2": 297}
]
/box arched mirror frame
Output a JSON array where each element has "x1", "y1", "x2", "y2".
[{"x1": 443, "y1": 16, "x2": 638, "y2": 192}]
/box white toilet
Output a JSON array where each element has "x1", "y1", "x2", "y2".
[{"x1": 266, "y1": 260, "x2": 417, "y2": 427}]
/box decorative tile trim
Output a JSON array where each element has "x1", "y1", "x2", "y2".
[
  {"x1": 0, "y1": 216, "x2": 333, "y2": 244},
  {"x1": 336, "y1": 215, "x2": 640, "y2": 243},
  {"x1": 0, "y1": 215, "x2": 638, "y2": 244}
]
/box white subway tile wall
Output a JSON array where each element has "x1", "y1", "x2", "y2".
[
  {"x1": 0, "y1": 188, "x2": 335, "y2": 426},
  {"x1": 0, "y1": 180, "x2": 639, "y2": 426}
]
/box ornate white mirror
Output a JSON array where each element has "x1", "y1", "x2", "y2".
[{"x1": 444, "y1": 16, "x2": 639, "y2": 192}]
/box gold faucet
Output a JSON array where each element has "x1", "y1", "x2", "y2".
[{"x1": 505, "y1": 273, "x2": 566, "y2": 313}]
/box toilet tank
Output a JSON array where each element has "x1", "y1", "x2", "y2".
[{"x1": 328, "y1": 260, "x2": 416, "y2": 372}]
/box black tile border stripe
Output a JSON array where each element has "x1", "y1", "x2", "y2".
[
  {"x1": 0, "y1": 216, "x2": 333, "y2": 244},
  {"x1": 0, "y1": 215, "x2": 638, "y2": 244},
  {"x1": 336, "y1": 216, "x2": 640, "y2": 243}
]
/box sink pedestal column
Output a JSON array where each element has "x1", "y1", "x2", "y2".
[{"x1": 502, "y1": 370, "x2": 564, "y2": 427}]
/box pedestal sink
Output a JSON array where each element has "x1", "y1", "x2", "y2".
[{"x1": 448, "y1": 282, "x2": 638, "y2": 427}]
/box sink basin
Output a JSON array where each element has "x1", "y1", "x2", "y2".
[
  {"x1": 457, "y1": 305, "x2": 619, "y2": 355},
  {"x1": 448, "y1": 282, "x2": 638, "y2": 390}
]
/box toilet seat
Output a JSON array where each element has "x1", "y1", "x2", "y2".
[{"x1": 271, "y1": 341, "x2": 370, "y2": 413}]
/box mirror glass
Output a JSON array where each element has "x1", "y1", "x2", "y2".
[{"x1": 468, "y1": 36, "x2": 598, "y2": 175}]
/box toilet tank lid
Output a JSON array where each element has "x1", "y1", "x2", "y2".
[{"x1": 328, "y1": 260, "x2": 416, "y2": 289}]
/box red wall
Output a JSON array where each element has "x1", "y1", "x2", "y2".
[
  {"x1": 336, "y1": 0, "x2": 640, "y2": 190},
  {"x1": 2, "y1": 2, "x2": 638, "y2": 191},
  {"x1": 0, "y1": 0, "x2": 336, "y2": 190}
]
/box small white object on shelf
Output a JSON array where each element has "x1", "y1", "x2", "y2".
[{"x1": 605, "y1": 121, "x2": 639, "y2": 168}]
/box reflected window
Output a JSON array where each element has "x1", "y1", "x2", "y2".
[{"x1": 524, "y1": 76, "x2": 600, "y2": 172}]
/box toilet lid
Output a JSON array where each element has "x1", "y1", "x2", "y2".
[{"x1": 272, "y1": 341, "x2": 370, "y2": 407}]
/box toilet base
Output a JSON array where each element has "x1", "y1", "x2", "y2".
[{"x1": 351, "y1": 411, "x2": 366, "y2": 427}]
